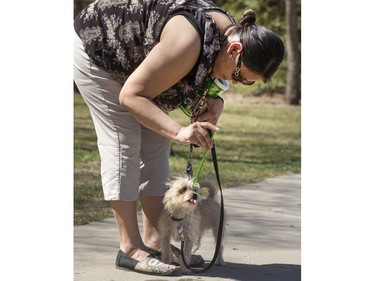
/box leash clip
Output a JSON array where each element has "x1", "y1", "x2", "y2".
[{"x1": 177, "y1": 224, "x2": 185, "y2": 241}]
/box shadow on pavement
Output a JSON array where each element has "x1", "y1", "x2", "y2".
[
  {"x1": 204, "y1": 262, "x2": 301, "y2": 281},
  {"x1": 144, "y1": 263, "x2": 301, "y2": 281}
]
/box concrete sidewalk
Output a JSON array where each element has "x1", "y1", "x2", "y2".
[{"x1": 74, "y1": 174, "x2": 301, "y2": 281}]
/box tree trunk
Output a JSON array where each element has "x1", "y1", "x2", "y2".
[{"x1": 285, "y1": 0, "x2": 300, "y2": 105}]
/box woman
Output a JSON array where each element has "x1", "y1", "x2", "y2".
[{"x1": 74, "y1": 0, "x2": 284, "y2": 275}]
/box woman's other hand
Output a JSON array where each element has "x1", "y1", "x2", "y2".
[
  {"x1": 194, "y1": 97, "x2": 224, "y2": 125},
  {"x1": 175, "y1": 122, "x2": 219, "y2": 150}
]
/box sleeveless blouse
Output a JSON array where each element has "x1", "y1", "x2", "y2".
[{"x1": 74, "y1": 0, "x2": 234, "y2": 111}]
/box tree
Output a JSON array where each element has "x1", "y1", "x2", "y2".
[{"x1": 285, "y1": 0, "x2": 300, "y2": 104}]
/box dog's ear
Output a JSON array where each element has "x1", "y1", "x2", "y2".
[
  {"x1": 165, "y1": 177, "x2": 173, "y2": 189},
  {"x1": 165, "y1": 174, "x2": 183, "y2": 189}
]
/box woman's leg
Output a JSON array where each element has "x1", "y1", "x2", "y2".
[
  {"x1": 111, "y1": 200, "x2": 178, "y2": 275},
  {"x1": 74, "y1": 32, "x2": 152, "y2": 261},
  {"x1": 74, "y1": 32, "x2": 177, "y2": 274},
  {"x1": 140, "y1": 196, "x2": 164, "y2": 251},
  {"x1": 111, "y1": 200, "x2": 152, "y2": 260}
]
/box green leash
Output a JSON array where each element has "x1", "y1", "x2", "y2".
[{"x1": 190, "y1": 131, "x2": 216, "y2": 187}]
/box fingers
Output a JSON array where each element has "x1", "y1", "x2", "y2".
[
  {"x1": 198, "y1": 121, "x2": 219, "y2": 133},
  {"x1": 176, "y1": 122, "x2": 219, "y2": 149},
  {"x1": 189, "y1": 122, "x2": 219, "y2": 149}
]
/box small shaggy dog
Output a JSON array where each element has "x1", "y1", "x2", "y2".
[{"x1": 158, "y1": 176, "x2": 225, "y2": 272}]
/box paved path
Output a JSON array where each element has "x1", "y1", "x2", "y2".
[{"x1": 74, "y1": 174, "x2": 301, "y2": 281}]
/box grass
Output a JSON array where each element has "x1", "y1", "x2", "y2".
[
  {"x1": 74, "y1": 94, "x2": 113, "y2": 224},
  {"x1": 74, "y1": 90, "x2": 300, "y2": 225}
]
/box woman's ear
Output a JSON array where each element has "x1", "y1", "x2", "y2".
[{"x1": 226, "y1": 42, "x2": 243, "y2": 56}]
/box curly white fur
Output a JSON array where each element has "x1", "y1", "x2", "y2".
[{"x1": 158, "y1": 176, "x2": 225, "y2": 272}]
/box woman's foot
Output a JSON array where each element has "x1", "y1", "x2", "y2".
[{"x1": 115, "y1": 249, "x2": 179, "y2": 276}]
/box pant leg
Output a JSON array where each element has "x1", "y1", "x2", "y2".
[
  {"x1": 74, "y1": 32, "x2": 141, "y2": 201},
  {"x1": 139, "y1": 126, "x2": 171, "y2": 197}
]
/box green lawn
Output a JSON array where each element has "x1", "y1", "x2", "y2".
[{"x1": 74, "y1": 92, "x2": 300, "y2": 225}]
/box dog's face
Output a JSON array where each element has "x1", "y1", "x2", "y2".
[{"x1": 163, "y1": 177, "x2": 199, "y2": 215}]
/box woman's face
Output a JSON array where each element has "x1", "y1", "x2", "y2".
[
  {"x1": 211, "y1": 53, "x2": 263, "y2": 85},
  {"x1": 211, "y1": 42, "x2": 263, "y2": 85}
]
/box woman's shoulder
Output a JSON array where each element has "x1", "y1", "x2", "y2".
[{"x1": 205, "y1": 9, "x2": 236, "y2": 36}]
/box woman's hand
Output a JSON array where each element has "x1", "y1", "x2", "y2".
[
  {"x1": 194, "y1": 97, "x2": 224, "y2": 125},
  {"x1": 175, "y1": 122, "x2": 219, "y2": 150}
]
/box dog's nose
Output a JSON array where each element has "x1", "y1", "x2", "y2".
[{"x1": 192, "y1": 193, "x2": 198, "y2": 200}]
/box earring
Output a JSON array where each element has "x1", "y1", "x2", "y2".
[{"x1": 222, "y1": 52, "x2": 233, "y2": 61}]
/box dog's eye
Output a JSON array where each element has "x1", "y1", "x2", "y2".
[{"x1": 179, "y1": 186, "x2": 187, "y2": 193}]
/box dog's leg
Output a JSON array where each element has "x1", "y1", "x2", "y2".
[
  {"x1": 160, "y1": 235, "x2": 172, "y2": 265},
  {"x1": 215, "y1": 244, "x2": 226, "y2": 266},
  {"x1": 212, "y1": 227, "x2": 226, "y2": 266},
  {"x1": 180, "y1": 240, "x2": 194, "y2": 272},
  {"x1": 193, "y1": 234, "x2": 202, "y2": 253}
]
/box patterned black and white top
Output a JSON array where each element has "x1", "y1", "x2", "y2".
[{"x1": 74, "y1": 0, "x2": 234, "y2": 111}]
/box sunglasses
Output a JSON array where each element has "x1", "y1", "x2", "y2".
[{"x1": 232, "y1": 53, "x2": 255, "y2": 86}]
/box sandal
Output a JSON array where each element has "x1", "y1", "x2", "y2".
[{"x1": 115, "y1": 249, "x2": 179, "y2": 276}]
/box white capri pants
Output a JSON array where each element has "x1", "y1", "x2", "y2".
[{"x1": 74, "y1": 32, "x2": 171, "y2": 201}]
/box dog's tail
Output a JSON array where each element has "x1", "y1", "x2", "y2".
[{"x1": 198, "y1": 180, "x2": 217, "y2": 198}]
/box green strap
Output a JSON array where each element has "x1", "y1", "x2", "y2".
[{"x1": 192, "y1": 131, "x2": 216, "y2": 186}]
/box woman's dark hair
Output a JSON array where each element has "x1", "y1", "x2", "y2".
[{"x1": 233, "y1": 9, "x2": 285, "y2": 82}]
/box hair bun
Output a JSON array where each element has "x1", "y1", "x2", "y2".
[{"x1": 239, "y1": 9, "x2": 256, "y2": 26}]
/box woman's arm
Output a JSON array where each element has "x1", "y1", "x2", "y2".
[{"x1": 119, "y1": 15, "x2": 218, "y2": 149}]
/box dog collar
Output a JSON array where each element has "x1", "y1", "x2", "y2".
[{"x1": 170, "y1": 215, "x2": 184, "y2": 222}]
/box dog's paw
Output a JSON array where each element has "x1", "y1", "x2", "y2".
[
  {"x1": 215, "y1": 257, "x2": 226, "y2": 266},
  {"x1": 180, "y1": 268, "x2": 193, "y2": 275}
]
